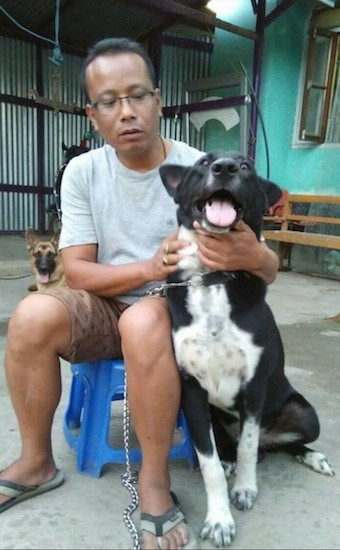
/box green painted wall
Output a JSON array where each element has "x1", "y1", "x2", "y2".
[{"x1": 207, "y1": 0, "x2": 340, "y2": 194}]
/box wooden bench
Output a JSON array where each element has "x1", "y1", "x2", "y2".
[{"x1": 263, "y1": 193, "x2": 340, "y2": 270}]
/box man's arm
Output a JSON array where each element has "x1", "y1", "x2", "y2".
[
  {"x1": 60, "y1": 233, "x2": 189, "y2": 297},
  {"x1": 193, "y1": 220, "x2": 279, "y2": 285}
]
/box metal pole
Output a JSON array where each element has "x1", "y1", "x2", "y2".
[{"x1": 249, "y1": 0, "x2": 266, "y2": 162}]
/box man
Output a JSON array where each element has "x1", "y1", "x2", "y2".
[{"x1": 0, "y1": 38, "x2": 279, "y2": 549}]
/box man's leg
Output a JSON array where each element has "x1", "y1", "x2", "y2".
[
  {"x1": 0, "y1": 293, "x2": 71, "y2": 505},
  {"x1": 119, "y1": 298, "x2": 191, "y2": 550}
]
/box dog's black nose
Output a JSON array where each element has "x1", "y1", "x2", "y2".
[{"x1": 212, "y1": 159, "x2": 238, "y2": 176}]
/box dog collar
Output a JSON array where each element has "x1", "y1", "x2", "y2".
[{"x1": 146, "y1": 271, "x2": 245, "y2": 297}]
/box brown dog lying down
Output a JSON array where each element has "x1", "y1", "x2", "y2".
[{"x1": 25, "y1": 228, "x2": 65, "y2": 291}]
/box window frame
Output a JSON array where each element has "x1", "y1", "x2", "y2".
[{"x1": 299, "y1": 26, "x2": 339, "y2": 144}]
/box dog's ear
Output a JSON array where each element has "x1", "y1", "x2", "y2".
[
  {"x1": 159, "y1": 165, "x2": 190, "y2": 198},
  {"x1": 25, "y1": 228, "x2": 39, "y2": 251},
  {"x1": 51, "y1": 228, "x2": 61, "y2": 249},
  {"x1": 258, "y1": 176, "x2": 282, "y2": 210}
]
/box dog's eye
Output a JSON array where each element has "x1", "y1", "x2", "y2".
[
  {"x1": 46, "y1": 251, "x2": 54, "y2": 258},
  {"x1": 199, "y1": 158, "x2": 210, "y2": 167},
  {"x1": 34, "y1": 252, "x2": 42, "y2": 258},
  {"x1": 240, "y1": 162, "x2": 249, "y2": 170}
]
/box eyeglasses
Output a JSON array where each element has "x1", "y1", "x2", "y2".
[{"x1": 91, "y1": 90, "x2": 157, "y2": 114}]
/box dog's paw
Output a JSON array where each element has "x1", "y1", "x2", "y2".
[
  {"x1": 230, "y1": 486, "x2": 257, "y2": 510},
  {"x1": 296, "y1": 451, "x2": 335, "y2": 476},
  {"x1": 200, "y1": 513, "x2": 236, "y2": 548},
  {"x1": 221, "y1": 460, "x2": 237, "y2": 478}
]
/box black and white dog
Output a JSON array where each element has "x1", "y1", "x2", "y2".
[{"x1": 159, "y1": 151, "x2": 334, "y2": 548}]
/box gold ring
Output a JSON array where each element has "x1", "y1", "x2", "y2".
[
  {"x1": 164, "y1": 242, "x2": 169, "y2": 254},
  {"x1": 162, "y1": 254, "x2": 168, "y2": 266}
]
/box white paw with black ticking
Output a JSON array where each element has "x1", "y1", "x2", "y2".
[
  {"x1": 200, "y1": 512, "x2": 236, "y2": 548},
  {"x1": 229, "y1": 485, "x2": 258, "y2": 510},
  {"x1": 296, "y1": 451, "x2": 335, "y2": 476}
]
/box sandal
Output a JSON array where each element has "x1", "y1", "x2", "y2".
[
  {"x1": 140, "y1": 493, "x2": 197, "y2": 549},
  {"x1": 0, "y1": 469, "x2": 64, "y2": 514}
]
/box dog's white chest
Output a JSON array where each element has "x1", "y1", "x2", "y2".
[{"x1": 173, "y1": 285, "x2": 262, "y2": 409}]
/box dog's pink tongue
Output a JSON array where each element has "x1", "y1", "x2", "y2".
[
  {"x1": 39, "y1": 273, "x2": 50, "y2": 284},
  {"x1": 205, "y1": 199, "x2": 237, "y2": 227}
]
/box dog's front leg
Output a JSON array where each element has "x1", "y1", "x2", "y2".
[
  {"x1": 182, "y1": 377, "x2": 236, "y2": 548},
  {"x1": 230, "y1": 413, "x2": 260, "y2": 511}
]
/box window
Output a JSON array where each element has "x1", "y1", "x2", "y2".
[{"x1": 299, "y1": 8, "x2": 340, "y2": 144}]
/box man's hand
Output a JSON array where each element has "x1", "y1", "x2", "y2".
[
  {"x1": 193, "y1": 220, "x2": 279, "y2": 284},
  {"x1": 150, "y1": 231, "x2": 190, "y2": 281}
]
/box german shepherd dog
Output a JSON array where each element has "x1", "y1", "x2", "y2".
[
  {"x1": 159, "y1": 151, "x2": 334, "y2": 548},
  {"x1": 25, "y1": 228, "x2": 65, "y2": 291}
]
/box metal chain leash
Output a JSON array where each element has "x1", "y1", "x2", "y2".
[
  {"x1": 145, "y1": 273, "x2": 206, "y2": 297},
  {"x1": 121, "y1": 370, "x2": 141, "y2": 550},
  {"x1": 145, "y1": 271, "x2": 241, "y2": 298}
]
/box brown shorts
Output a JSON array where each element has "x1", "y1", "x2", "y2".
[{"x1": 37, "y1": 288, "x2": 130, "y2": 364}]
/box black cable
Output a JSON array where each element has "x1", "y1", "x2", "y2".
[
  {"x1": 239, "y1": 60, "x2": 270, "y2": 179},
  {"x1": 0, "y1": 273, "x2": 32, "y2": 280}
]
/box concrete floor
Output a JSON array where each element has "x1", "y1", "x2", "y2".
[{"x1": 0, "y1": 235, "x2": 339, "y2": 550}]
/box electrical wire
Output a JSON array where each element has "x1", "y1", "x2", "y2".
[
  {"x1": 0, "y1": 273, "x2": 32, "y2": 280},
  {"x1": 209, "y1": 49, "x2": 270, "y2": 179},
  {"x1": 49, "y1": 0, "x2": 63, "y2": 65},
  {"x1": 239, "y1": 60, "x2": 270, "y2": 179},
  {"x1": 0, "y1": 1, "x2": 63, "y2": 65}
]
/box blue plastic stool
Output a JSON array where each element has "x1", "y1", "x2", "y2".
[{"x1": 63, "y1": 359, "x2": 197, "y2": 477}]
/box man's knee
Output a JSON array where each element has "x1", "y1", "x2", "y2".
[
  {"x1": 8, "y1": 294, "x2": 70, "y2": 349},
  {"x1": 118, "y1": 299, "x2": 174, "y2": 369},
  {"x1": 118, "y1": 298, "x2": 171, "y2": 341}
]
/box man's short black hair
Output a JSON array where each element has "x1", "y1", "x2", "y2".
[{"x1": 81, "y1": 37, "x2": 157, "y2": 101}]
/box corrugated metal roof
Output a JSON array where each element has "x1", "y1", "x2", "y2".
[{"x1": 0, "y1": 0, "x2": 212, "y2": 54}]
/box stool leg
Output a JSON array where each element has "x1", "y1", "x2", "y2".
[
  {"x1": 178, "y1": 409, "x2": 198, "y2": 470},
  {"x1": 64, "y1": 376, "x2": 85, "y2": 429},
  {"x1": 74, "y1": 363, "x2": 113, "y2": 477},
  {"x1": 168, "y1": 409, "x2": 198, "y2": 470}
]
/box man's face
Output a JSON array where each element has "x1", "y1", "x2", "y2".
[{"x1": 85, "y1": 52, "x2": 163, "y2": 158}]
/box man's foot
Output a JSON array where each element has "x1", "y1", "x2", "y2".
[
  {"x1": 0, "y1": 470, "x2": 64, "y2": 514},
  {"x1": 139, "y1": 487, "x2": 196, "y2": 550},
  {"x1": 0, "y1": 459, "x2": 61, "y2": 510}
]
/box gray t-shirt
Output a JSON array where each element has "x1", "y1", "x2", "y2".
[{"x1": 59, "y1": 139, "x2": 203, "y2": 303}]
